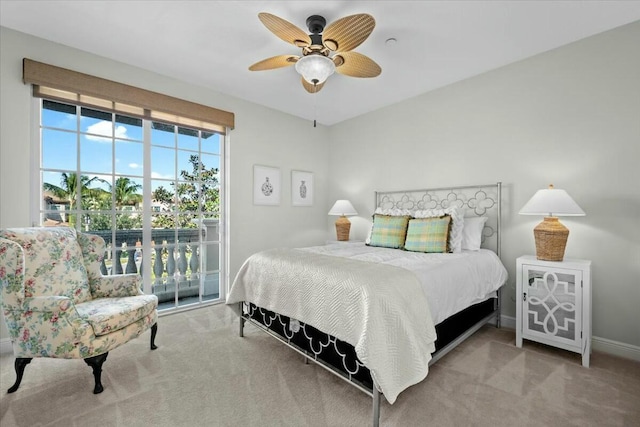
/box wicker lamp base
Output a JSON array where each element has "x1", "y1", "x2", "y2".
[
  {"x1": 534, "y1": 217, "x2": 569, "y2": 261},
  {"x1": 335, "y1": 216, "x2": 351, "y2": 241}
]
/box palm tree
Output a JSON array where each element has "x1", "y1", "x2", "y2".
[
  {"x1": 43, "y1": 172, "x2": 105, "y2": 211},
  {"x1": 113, "y1": 177, "x2": 142, "y2": 208}
]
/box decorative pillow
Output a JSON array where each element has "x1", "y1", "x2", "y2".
[
  {"x1": 366, "y1": 208, "x2": 413, "y2": 244},
  {"x1": 461, "y1": 216, "x2": 488, "y2": 251},
  {"x1": 367, "y1": 214, "x2": 411, "y2": 249},
  {"x1": 404, "y1": 216, "x2": 452, "y2": 253},
  {"x1": 413, "y1": 206, "x2": 463, "y2": 253},
  {"x1": 374, "y1": 207, "x2": 413, "y2": 216}
]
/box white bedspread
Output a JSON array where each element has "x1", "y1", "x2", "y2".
[
  {"x1": 226, "y1": 243, "x2": 507, "y2": 404},
  {"x1": 227, "y1": 247, "x2": 437, "y2": 404},
  {"x1": 301, "y1": 243, "x2": 508, "y2": 325}
]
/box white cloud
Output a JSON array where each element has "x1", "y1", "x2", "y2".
[
  {"x1": 129, "y1": 163, "x2": 141, "y2": 169},
  {"x1": 151, "y1": 171, "x2": 174, "y2": 180},
  {"x1": 86, "y1": 121, "x2": 128, "y2": 141}
]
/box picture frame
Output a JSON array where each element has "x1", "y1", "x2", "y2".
[
  {"x1": 291, "y1": 170, "x2": 314, "y2": 206},
  {"x1": 253, "y1": 165, "x2": 281, "y2": 206}
]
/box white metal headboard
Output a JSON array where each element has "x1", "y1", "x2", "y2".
[{"x1": 374, "y1": 182, "x2": 502, "y2": 257}]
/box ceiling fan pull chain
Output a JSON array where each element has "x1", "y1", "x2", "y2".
[{"x1": 313, "y1": 83, "x2": 318, "y2": 127}]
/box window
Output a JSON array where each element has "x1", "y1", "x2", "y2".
[
  {"x1": 25, "y1": 58, "x2": 233, "y2": 312},
  {"x1": 37, "y1": 99, "x2": 225, "y2": 310}
]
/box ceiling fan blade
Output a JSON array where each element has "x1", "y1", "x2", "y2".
[
  {"x1": 334, "y1": 52, "x2": 381, "y2": 78},
  {"x1": 258, "y1": 13, "x2": 311, "y2": 47},
  {"x1": 301, "y1": 78, "x2": 325, "y2": 93},
  {"x1": 322, "y1": 14, "x2": 375, "y2": 52},
  {"x1": 249, "y1": 55, "x2": 299, "y2": 71}
]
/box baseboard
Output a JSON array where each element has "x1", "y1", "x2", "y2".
[
  {"x1": 592, "y1": 336, "x2": 640, "y2": 362},
  {"x1": 497, "y1": 314, "x2": 516, "y2": 330},
  {"x1": 494, "y1": 315, "x2": 640, "y2": 362},
  {"x1": 0, "y1": 338, "x2": 12, "y2": 355}
]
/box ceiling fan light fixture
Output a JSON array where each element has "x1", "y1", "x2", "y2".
[{"x1": 295, "y1": 54, "x2": 335, "y2": 85}]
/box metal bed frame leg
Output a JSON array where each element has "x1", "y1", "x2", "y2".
[
  {"x1": 239, "y1": 302, "x2": 245, "y2": 337},
  {"x1": 372, "y1": 380, "x2": 380, "y2": 427},
  {"x1": 496, "y1": 288, "x2": 502, "y2": 329}
]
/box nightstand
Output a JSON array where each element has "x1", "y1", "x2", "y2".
[{"x1": 516, "y1": 255, "x2": 592, "y2": 367}]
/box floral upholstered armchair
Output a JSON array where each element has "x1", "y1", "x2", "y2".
[{"x1": 0, "y1": 227, "x2": 158, "y2": 394}]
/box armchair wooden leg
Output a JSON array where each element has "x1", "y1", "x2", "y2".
[
  {"x1": 150, "y1": 323, "x2": 158, "y2": 350},
  {"x1": 7, "y1": 357, "x2": 32, "y2": 393},
  {"x1": 84, "y1": 352, "x2": 108, "y2": 394}
]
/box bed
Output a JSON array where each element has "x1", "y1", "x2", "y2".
[{"x1": 226, "y1": 183, "x2": 507, "y2": 426}]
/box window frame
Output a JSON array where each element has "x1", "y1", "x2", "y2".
[{"x1": 31, "y1": 97, "x2": 228, "y2": 308}]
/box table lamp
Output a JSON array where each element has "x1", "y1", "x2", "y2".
[
  {"x1": 328, "y1": 200, "x2": 358, "y2": 241},
  {"x1": 519, "y1": 184, "x2": 585, "y2": 261}
]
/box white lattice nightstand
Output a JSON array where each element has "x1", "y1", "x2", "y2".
[{"x1": 515, "y1": 255, "x2": 592, "y2": 367}]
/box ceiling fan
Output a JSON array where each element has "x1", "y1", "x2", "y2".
[{"x1": 249, "y1": 12, "x2": 382, "y2": 93}]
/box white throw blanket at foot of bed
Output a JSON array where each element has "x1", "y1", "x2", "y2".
[{"x1": 226, "y1": 248, "x2": 437, "y2": 404}]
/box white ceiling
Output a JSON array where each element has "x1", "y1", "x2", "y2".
[{"x1": 2, "y1": 1, "x2": 640, "y2": 126}]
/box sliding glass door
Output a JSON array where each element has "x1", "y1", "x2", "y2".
[{"x1": 37, "y1": 99, "x2": 224, "y2": 311}]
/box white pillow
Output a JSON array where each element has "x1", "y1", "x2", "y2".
[
  {"x1": 413, "y1": 206, "x2": 463, "y2": 253},
  {"x1": 461, "y1": 216, "x2": 488, "y2": 251},
  {"x1": 374, "y1": 207, "x2": 412, "y2": 216}
]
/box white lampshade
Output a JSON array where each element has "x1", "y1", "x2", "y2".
[
  {"x1": 295, "y1": 54, "x2": 335, "y2": 85},
  {"x1": 328, "y1": 200, "x2": 358, "y2": 216},
  {"x1": 519, "y1": 184, "x2": 584, "y2": 262},
  {"x1": 519, "y1": 185, "x2": 585, "y2": 217}
]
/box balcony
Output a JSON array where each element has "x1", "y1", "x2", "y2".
[{"x1": 89, "y1": 220, "x2": 220, "y2": 310}]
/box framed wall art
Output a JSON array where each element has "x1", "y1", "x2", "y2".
[
  {"x1": 253, "y1": 165, "x2": 281, "y2": 206},
  {"x1": 291, "y1": 170, "x2": 314, "y2": 206}
]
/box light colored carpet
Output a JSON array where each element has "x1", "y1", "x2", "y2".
[{"x1": 1, "y1": 303, "x2": 638, "y2": 426}]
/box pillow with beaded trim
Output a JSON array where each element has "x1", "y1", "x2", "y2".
[
  {"x1": 413, "y1": 206, "x2": 463, "y2": 253},
  {"x1": 367, "y1": 214, "x2": 411, "y2": 249},
  {"x1": 404, "y1": 216, "x2": 452, "y2": 253},
  {"x1": 366, "y1": 208, "x2": 413, "y2": 244}
]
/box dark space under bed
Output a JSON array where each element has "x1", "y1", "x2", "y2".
[{"x1": 243, "y1": 297, "x2": 497, "y2": 393}]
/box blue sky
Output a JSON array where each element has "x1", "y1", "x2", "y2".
[{"x1": 41, "y1": 105, "x2": 221, "y2": 194}]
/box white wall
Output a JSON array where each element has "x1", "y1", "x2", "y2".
[
  {"x1": 2, "y1": 22, "x2": 639, "y2": 353},
  {"x1": 0, "y1": 27, "x2": 331, "y2": 341},
  {"x1": 328, "y1": 22, "x2": 640, "y2": 349}
]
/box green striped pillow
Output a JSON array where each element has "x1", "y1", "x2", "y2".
[
  {"x1": 367, "y1": 214, "x2": 411, "y2": 249},
  {"x1": 404, "y1": 216, "x2": 452, "y2": 253}
]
